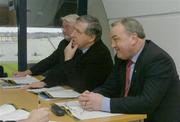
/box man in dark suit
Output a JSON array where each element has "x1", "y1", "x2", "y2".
[
  {"x1": 14, "y1": 15, "x2": 113, "y2": 92},
  {"x1": 79, "y1": 17, "x2": 180, "y2": 122}
]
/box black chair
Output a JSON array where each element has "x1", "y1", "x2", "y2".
[{"x1": 0, "y1": 66, "x2": 8, "y2": 77}]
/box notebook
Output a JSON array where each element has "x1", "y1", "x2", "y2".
[
  {"x1": 55, "y1": 101, "x2": 122, "y2": 120},
  {"x1": 43, "y1": 89, "x2": 80, "y2": 98},
  {"x1": 28, "y1": 86, "x2": 80, "y2": 100},
  {"x1": 0, "y1": 104, "x2": 29, "y2": 121},
  {"x1": 27, "y1": 86, "x2": 65, "y2": 94},
  {"x1": 0, "y1": 75, "x2": 39, "y2": 88}
]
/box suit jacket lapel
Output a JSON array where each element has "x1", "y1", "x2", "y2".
[{"x1": 128, "y1": 40, "x2": 149, "y2": 96}]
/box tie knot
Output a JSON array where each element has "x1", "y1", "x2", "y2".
[{"x1": 127, "y1": 59, "x2": 133, "y2": 67}]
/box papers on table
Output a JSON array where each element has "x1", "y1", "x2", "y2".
[
  {"x1": 0, "y1": 75, "x2": 39, "y2": 88},
  {"x1": 45, "y1": 89, "x2": 80, "y2": 98},
  {"x1": 0, "y1": 104, "x2": 16, "y2": 116},
  {"x1": 0, "y1": 104, "x2": 29, "y2": 121},
  {"x1": 28, "y1": 86, "x2": 80, "y2": 99},
  {"x1": 56, "y1": 101, "x2": 122, "y2": 120},
  {"x1": 0, "y1": 84, "x2": 26, "y2": 89},
  {"x1": 0, "y1": 75, "x2": 39, "y2": 84},
  {"x1": 27, "y1": 86, "x2": 65, "y2": 94}
]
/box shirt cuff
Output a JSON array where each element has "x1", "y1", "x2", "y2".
[{"x1": 101, "y1": 97, "x2": 110, "y2": 112}]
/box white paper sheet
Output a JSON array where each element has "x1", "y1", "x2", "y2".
[
  {"x1": 0, "y1": 75, "x2": 39, "y2": 84},
  {"x1": 0, "y1": 109, "x2": 29, "y2": 121},
  {"x1": 0, "y1": 104, "x2": 16, "y2": 116},
  {"x1": 56, "y1": 101, "x2": 122, "y2": 120},
  {"x1": 27, "y1": 86, "x2": 65, "y2": 94},
  {"x1": 47, "y1": 89, "x2": 80, "y2": 98},
  {"x1": 0, "y1": 104, "x2": 29, "y2": 121}
]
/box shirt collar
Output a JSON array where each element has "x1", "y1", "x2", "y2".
[
  {"x1": 131, "y1": 44, "x2": 145, "y2": 63},
  {"x1": 80, "y1": 48, "x2": 89, "y2": 54}
]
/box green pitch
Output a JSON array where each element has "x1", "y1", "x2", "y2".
[{"x1": 1, "y1": 63, "x2": 17, "y2": 77}]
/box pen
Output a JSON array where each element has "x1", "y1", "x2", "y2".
[{"x1": 38, "y1": 93, "x2": 41, "y2": 108}]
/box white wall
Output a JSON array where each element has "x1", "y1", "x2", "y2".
[
  {"x1": 103, "y1": 0, "x2": 180, "y2": 19},
  {"x1": 99, "y1": 0, "x2": 180, "y2": 74}
]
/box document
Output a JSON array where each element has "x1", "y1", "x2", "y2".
[
  {"x1": 0, "y1": 75, "x2": 39, "y2": 88},
  {"x1": 41, "y1": 89, "x2": 80, "y2": 99},
  {"x1": 0, "y1": 104, "x2": 29, "y2": 121},
  {"x1": 27, "y1": 86, "x2": 65, "y2": 94},
  {"x1": 28, "y1": 86, "x2": 80, "y2": 100},
  {"x1": 56, "y1": 101, "x2": 122, "y2": 120}
]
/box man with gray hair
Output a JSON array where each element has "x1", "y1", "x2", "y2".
[
  {"x1": 79, "y1": 17, "x2": 180, "y2": 122},
  {"x1": 61, "y1": 14, "x2": 79, "y2": 40},
  {"x1": 14, "y1": 14, "x2": 79, "y2": 83},
  {"x1": 15, "y1": 15, "x2": 113, "y2": 92}
]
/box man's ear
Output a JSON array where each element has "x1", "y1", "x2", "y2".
[
  {"x1": 131, "y1": 33, "x2": 138, "y2": 46},
  {"x1": 89, "y1": 35, "x2": 96, "y2": 43}
]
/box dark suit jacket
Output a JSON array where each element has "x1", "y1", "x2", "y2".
[
  {"x1": 94, "y1": 40, "x2": 180, "y2": 122},
  {"x1": 30, "y1": 39, "x2": 113, "y2": 92}
]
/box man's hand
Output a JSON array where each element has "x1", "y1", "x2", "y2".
[
  {"x1": 14, "y1": 70, "x2": 32, "y2": 77},
  {"x1": 18, "y1": 107, "x2": 49, "y2": 122},
  {"x1": 64, "y1": 40, "x2": 78, "y2": 61},
  {"x1": 78, "y1": 90, "x2": 90, "y2": 109},
  {"x1": 78, "y1": 90, "x2": 104, "y2": 111},
  {"x1": 21, "y1": 81, "x2": 46, "y2": 89}
]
